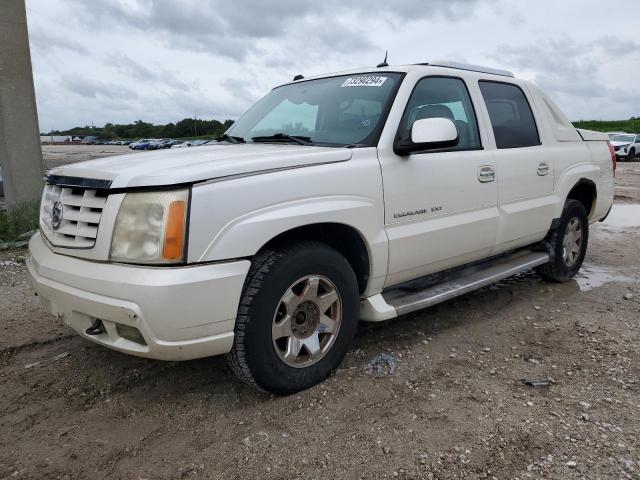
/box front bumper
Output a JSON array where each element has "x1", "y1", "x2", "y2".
[{"x1": 27, "y1": 232, "x2": 250, "y2": 360}]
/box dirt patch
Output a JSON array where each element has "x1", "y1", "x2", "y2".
[
  {"x1": 0, "y1": 158, "x2": 639, "y2": 479},
  {"x1": 614, "y1": 162, "x2": 640, "y2": 203},
  {"x1": 42, "y1": 144, "x2": 134, "y2": 170}
]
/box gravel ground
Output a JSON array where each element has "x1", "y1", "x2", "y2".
[
  {"x1": 42, "y1": 144, "x2": 134, "y2": 169},
  {"x1": 0, "y1": 150, "x2": 639, "y2": 479}
]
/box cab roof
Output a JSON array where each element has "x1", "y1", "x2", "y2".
[{"x1": 285, "y1": 61, "x2": 516, "y2": 87}]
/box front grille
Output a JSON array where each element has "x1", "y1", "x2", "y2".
[{"x1": 40, "y1": 184, "x2": 108, "y2": 248}]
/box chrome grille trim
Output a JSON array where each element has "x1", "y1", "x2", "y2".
[{"x1": 40, "y1": 184, "x2": 108, "y2": 249}]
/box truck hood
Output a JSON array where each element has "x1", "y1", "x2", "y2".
[{"x1": 49, "y1": 144, "x2": 353, "y2": 189}]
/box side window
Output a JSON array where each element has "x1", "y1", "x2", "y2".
[
  {"x1": 479, "y1": 81, "x2": 540, "y2": 149},
  {"x1": 400, "y1": 77, "x2": 482, "y2": 151}
]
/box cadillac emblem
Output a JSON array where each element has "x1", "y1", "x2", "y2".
[{"x1": 51, "y1": 201, "x2": 63, "y2": 230}]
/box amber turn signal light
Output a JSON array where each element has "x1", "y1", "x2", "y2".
[{"x1": 163, "y1": 200, "x2": 186, "y2": 260}]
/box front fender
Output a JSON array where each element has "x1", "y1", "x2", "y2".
[
  {"x1": 186, "y1": 153, "x2": 388, "y2": 293},
  {"x1": 202, "y1": 195, "x2": 382, "y2": 258}
]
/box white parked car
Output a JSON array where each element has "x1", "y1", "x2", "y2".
[
  {"x1": 171, "y1": 140, "x2": 192, "y2": 148},
  {"x1": 27, "y1": 61, "x2": 615, "y2": 394},
  {"x1": 609, "y1": 133, "x2": 639, "y2": 161}
]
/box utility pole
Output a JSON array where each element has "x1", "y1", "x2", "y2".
[{"x1": 0, "y1": 0, "x2": 44, "y2": 207}]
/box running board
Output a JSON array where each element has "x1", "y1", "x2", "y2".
[{"x1": 360, "y1": 250, "x2": 549, "y2": 321}]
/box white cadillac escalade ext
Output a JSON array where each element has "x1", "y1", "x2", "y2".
[{"x1": 27, "y1": 61, "x2": 615, "y2": 394}]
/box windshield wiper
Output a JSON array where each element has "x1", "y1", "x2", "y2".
[
  {"x1": 216, "y1": 133, "x2": 245, "y2": 144},
  {"x1": 251, "y1": 133, "x2": 314, "y2": 146}
]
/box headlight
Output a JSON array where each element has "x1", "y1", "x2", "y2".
[{"x1": 110, "y1": 189, "x2": 189, "y2": 264}]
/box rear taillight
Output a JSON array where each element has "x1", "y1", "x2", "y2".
[{"x1": 608, "y1": 141, "x2": 617, "y2": 176}]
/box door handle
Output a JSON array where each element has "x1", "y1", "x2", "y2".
[
  {"x1": 478, "y1": 165, "x2": 495, "y2": 183},
  {"x1": 537, "y1": 162, "x2": 550, "y2": 176}
]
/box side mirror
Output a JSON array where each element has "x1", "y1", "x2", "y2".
[{"x1": 394, "y1": 117, "x2": 458, "y2": 156}]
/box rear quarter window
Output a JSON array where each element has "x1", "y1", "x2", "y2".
[{"x1": 479, "y1": 81, "x2": 540, "y2": 149}]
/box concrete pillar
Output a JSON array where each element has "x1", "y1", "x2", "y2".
[{"x1": 0, "y1": 0, "x2": 44, "y2": 207}]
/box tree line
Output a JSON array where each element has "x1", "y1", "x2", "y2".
[
  {"x1": 573, "y1": 117, "x2": 639, "y2": 133},
  {"x1": 44, "y1": 116, "x2": 640, "y2": 141},
  {"x1": 46, "y1": 118, "x2": 236, "y2": 140}
]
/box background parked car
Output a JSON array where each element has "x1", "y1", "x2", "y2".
[
  {"x1": 162, "y1": 140, "x2": 179, "y2": 148},
  {"x1": 609, "y1": 133, "x2": 640, "y2": 161},
  {"x1": 171, "y1": 141, "x2": 192, "y2": 148},
  {"x1": 129, "y1": 139, "x2": 152, "y2": 150},
  {"x1": 147, "y1": 139, "x2": 165, "y2": 150},
  {"x1": 160, "y1": 138, "x2": 175, "y2": 149}
]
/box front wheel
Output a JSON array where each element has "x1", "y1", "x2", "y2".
[
  {"x1": 536, "y1": 199, "x2": 589, "y2": 282},
  {"x1": 227, "y1": 242, "x2": 360, "y2": 395},
  {"x1": 629, "y1": 148, "x2": 636, "y2": 162}
]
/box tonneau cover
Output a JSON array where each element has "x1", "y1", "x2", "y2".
[{"x1": 577, "y1": 129, "x2": 609, "y2": 141}]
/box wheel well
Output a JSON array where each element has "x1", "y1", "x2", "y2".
[
  {"x1": 567, "y1": 179, "x2": 597, "y2": 217},
  {"x1": 258, "y1": 223, "x2": 370, "y2": 295}
]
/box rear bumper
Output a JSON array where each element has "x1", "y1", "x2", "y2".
[{"x1": 27, "y1": 232, "x2": 250, "y2": 360}]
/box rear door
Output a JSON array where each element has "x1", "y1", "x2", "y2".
[{"x1": 477, "y1": 80, "x2": 556, "y2": 251}]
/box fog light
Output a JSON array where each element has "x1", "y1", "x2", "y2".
[{"x1": 116, "y1": 324, "x2": 147, "y2": 345}]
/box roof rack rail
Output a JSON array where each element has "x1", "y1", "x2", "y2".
[{"x1": 422, "y1": 60, "x2": 515, "y2": 78}]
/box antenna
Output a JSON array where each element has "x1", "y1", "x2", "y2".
[
  {"x1": 377, "y1": 51, "x2": 388, "y2": 68},
  {"x1": 293, "y1": 74, "x2": 304, "y2": 81}
]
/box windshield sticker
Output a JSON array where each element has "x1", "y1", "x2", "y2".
[{"x1": 341, "y1": 76, "x2": 387, "y2": 87}]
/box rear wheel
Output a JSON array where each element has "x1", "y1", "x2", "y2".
[
  {"x1": 227, "y1": 242, "x2": 359, "y2": 395},
  {"x1": 536, "y1": 199, "x2": 589, "y2": 282}
]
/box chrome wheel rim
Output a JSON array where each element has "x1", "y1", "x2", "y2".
[
  {"x1": 562, "y1": 217, "x2": 582, "y2": 267},
  {"x1": 272, "y1": 275, "x2": 342, "y2": 368}
]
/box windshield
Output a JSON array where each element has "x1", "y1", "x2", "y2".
[
  {"x1": 226, "y1": 73, "x2": 404, "y2": 147},
  {"x1": 610, "y1": 134, "x2": 635, "y2": 143}
]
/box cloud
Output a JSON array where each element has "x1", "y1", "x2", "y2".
[
  {"x1": 28, "y1": 28, "x2": 89, "y2": 55},
  {"x1": 107, "y1": 54, "x2": 192, "y2": 91},
  {"x1": 26, "y1": 0, "x2": 640, "y2": 129},
  {"x1": 596, "y1": 35, "x2": 640, "y2": 57},
  {"x1": 108, "y1": 55, "x2": 157, "y2": 83},
  {"x1": 60, "y1": 74, "x2": 139, "y2": 100},
  {"x1": 65, "y1": 0, "x2": 485, "y2": 60},
  {"x1": 494, "y1": 36, "x2": 640, "y2": 120}
]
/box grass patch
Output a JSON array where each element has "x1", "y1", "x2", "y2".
[
  {"x1": 0, "y1": 200, "x2": 39, "y2": 243},
  {"x1": 573, "y1": 119, "x2": 640, "y2": 133}
]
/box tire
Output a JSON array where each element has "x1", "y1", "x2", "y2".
[
  {"x1": 536, "y1": 199, "x2": 589, "y2": 282},
  {"x1": 227, "y1": 242, "x2": 360, "y2": 395},
  {"x1": 629, "y1": 148, "x2": 636, "y2": 162}
]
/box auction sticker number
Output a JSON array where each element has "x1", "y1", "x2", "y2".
[{"x1": 341, "y1": 76, "x2": 387, "y2": 87}]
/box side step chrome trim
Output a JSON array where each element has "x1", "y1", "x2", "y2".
[{"x1": 360, "y1": 250, "x2": 549, "y2": 321}]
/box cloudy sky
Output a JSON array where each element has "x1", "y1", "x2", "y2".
[{"x1": 26, "y1": 0, "x2": 640, "y2": 131}]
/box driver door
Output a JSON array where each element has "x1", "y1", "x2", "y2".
[{"x1": 378, "y1": 76, "x2": 499, "y2": 286}]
